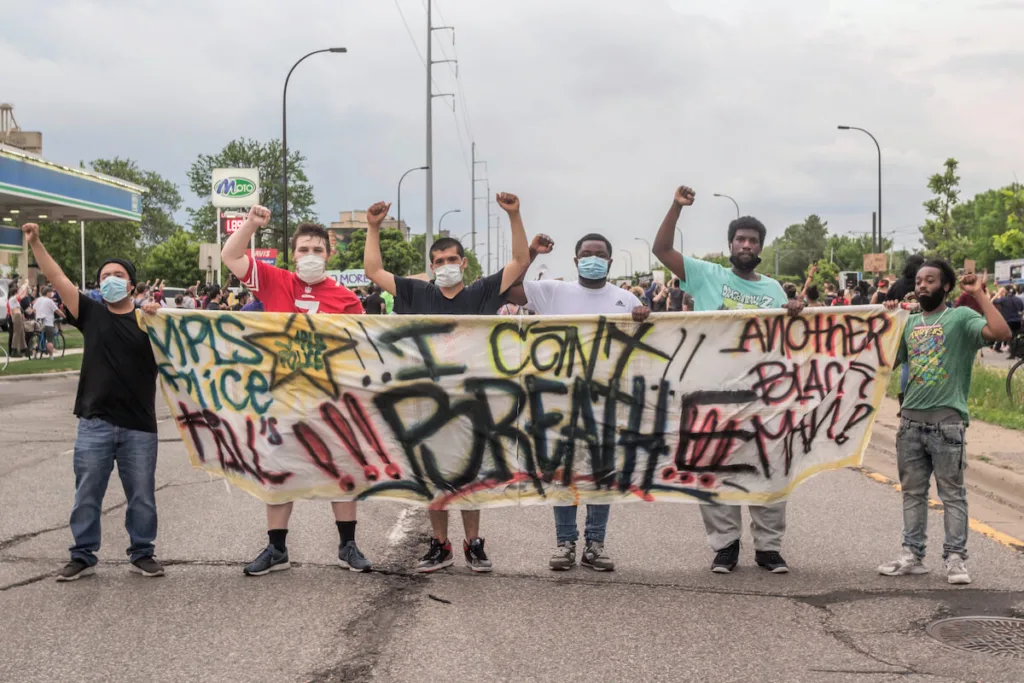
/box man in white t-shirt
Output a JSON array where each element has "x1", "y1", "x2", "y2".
[
  {"x1": 32, "y1": 287, "x2": 60, "y2": 359},
  {"x1": 508, "y1": 233, "x2": 649, "y2": 572}
]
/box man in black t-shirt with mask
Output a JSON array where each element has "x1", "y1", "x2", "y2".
[
  {"x1": 23, "y1": 223, "x2": 163, "y2": 582},
  {"x1": 364, "y1": 192, "x2": 531, "y2": 574}
]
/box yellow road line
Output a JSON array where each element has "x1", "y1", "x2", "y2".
[{"x1": 854, "y1": 467, "x2": 1024, "y2": 551}]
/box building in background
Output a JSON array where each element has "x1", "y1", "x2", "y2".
[
  {"x1": 0, "y1": 104, "x2": 42, "y2": 154},
  {"x1": 329, "y1": 210, "x2": 412, "y2": 248}
]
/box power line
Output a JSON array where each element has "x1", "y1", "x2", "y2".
[{"x1": 393, "y1": 0, "x2": 444, "y2": 94}]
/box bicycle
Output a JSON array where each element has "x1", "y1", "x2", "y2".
[
  {"x1": 1006, "y1": 329, "x2": 1024, "y2": 406},
  {"x1": 0, "y1": 345, "x2": 7, "y2": 373},
  {"x1": 26, "y1": 318, "x2": 66, "y2": 361}
]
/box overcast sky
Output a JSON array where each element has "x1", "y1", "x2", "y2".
[{"x1": 3, "y1": 0, "x2": 1023, "y2": 278}]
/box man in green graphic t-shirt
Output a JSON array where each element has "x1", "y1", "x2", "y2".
[
  {"x1": 878, "y1": 259, "x2": 1010, "y2": 586},
  {"x1": 653, "y1": 185, "x2": 804, "y2": 575}
]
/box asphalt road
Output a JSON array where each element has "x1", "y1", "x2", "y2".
[{"x1": 2, "y1": 376, "x2": 1023, "y2": 683}]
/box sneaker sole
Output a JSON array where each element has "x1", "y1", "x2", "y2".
[
  {"x1": 129, "y1": 565, "x2": 166, "y2": 578},
  {"x1": 415, "y1": 558, "x2": 455, "y2": 574},
  {"x1": 758, "y1": 565, "x2": 790, "y2": 574},
  {"x1": 711, "y1": 565, "x2": 736, "y2": 574},
  {"x1": 947, "y1": 575, "x2": 971, "y2": 585},
  {"x1": 244, "y1": 561, "x2": 291, "y2": 577},
  {"x1": 466, "y1": 563, "x2": 493, "y2": 573},
  {"x1": 338, "y1": 559, "x2": 372, "y2": 573},
  {"x1": 55, "y1": 566, "x2": 95, "y2": 582},
  {"x1": 549, "y1": 563, "x2": 575, "y2": 571},
  {"x1": 581, "y1": 562, "x2": 614, "y2": 572},
  {"x1": 878, "y1": 566, "x2": 929, "y2": 576}
]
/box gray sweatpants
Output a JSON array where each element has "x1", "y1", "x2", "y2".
[{"x1": 700, "y1": 502, "x2": 787, "y2": 552}]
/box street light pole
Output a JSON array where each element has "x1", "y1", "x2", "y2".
[
  {"x1": 438, "y1": 208, "x2": 461, "y2": 234},
  {"x1": 397, "y1": 165, "x2": 428, "y2": 235},
  {"x1": 620, "y1": 249, "x2": 634, "y2": 279},
  {"x1": 283, "y1": 47, "x2": 346, "y2": 266},
  {"x1": 713, "y1": 193, "x2": 740, "y2": 218},
  {"x1": 634, "y1": 237, "x2": 653, "y2": 273},
  {"x1": 838, "y1": 125, "x2": 882, "y2": 253}
]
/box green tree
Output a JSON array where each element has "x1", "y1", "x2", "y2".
[
  {"x1": 186, "y1": 138, "x2": 316, "y2": 253},
  {"x1": 143, "y1": 231, "x2": 203, "y2": 285},
  {"x1": 919, "y1": 158, "x2": 968, "y2": 262},
  {"x1": 35, "y1": 158, "x2": 177, "y2": 284},
  {"x1": 991, "y1": 183, "x2": 1024, "y2": 259},
  {"x1": 698, "y1": 252, "x2": 730, "y2": 268},
  {"x1": 826, "y1": 234, "x2": 894, "y2": 273},
  {"x1": 91, "y1": 157, "x2": 182, "y2": 245},
  {"x1": 807, "y1": 259, "x2": 840, "y2": 289},
  {"x1": 762, "y1": 215, "x2": 829, "y2": 277},
  {"x1": 329, "y1": 229, "x2": 420, "y2": 276}
]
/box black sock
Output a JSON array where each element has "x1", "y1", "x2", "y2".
[
  {"x1": 268, "y1": 529, "x2": 288, "y2": 552},
  {"x1": 337, "y1": 521, "x2": 357, "y2": 546}
]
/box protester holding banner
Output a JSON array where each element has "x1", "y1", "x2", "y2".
[
  {"x1": 363, "y1": 193, "x2": 531, "y2": 573},
  {"x1": 222, "y1": 206, "x2": 371, "y2": 576},
  {"x1": 22, "y1": 223, "x2": 165, "y2": 582},
  {"x1": 507, "y1": 233, "x2": 650, "y2": 572},
  {"x1": 880, "y1": 262, "x2": 1010, "y2": 585},
  {"x1": 652, "y1": 185, "x2": 803, "y2": 575}
]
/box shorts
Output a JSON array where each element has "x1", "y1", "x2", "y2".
[{"x1": 42, "y1": 326, "x2": 56, "y2": 344}]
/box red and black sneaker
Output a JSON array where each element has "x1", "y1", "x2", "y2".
[
  {"x1": 463, "y1": 537, "x2": 493, "y2": 573},
  {"x1": 416, "y1": 538, "x2": 454, "y2": 573}
]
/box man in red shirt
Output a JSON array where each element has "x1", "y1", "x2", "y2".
[{"x1": 222, "y1": 205, "x2": 368, "y2": 576}]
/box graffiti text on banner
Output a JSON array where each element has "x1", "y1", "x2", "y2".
[{"x1": 138, "y1": 308, "x2": 906, "y2": 509}]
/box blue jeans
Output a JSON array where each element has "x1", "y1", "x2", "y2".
[
  {"x1": 69, "y1": 418, "x2": 159, "y2": 565},
  {"x1": 554, "y1": 504, "x2": 609, "y2": 544},
  {"x1": 896, "y1": 417, "x2": 969, "y2": 560}
]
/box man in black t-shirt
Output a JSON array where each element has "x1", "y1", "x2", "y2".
[
  {"x1": 362, "y1": 285, "x2": 385, "y2": 315},
  {"x1": 22, "y1": 223, "x2": 163, "y2": 582},
  {"x1": 364, "y1": 192, "x2": 531, "y2": 574}
]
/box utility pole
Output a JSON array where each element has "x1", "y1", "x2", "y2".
[
  {"x1": 485, "y1": 180, "x2": 494, "y2": 274},
  {"x1": 424, "y1": 0, "x2": 455, "y2": 271}
]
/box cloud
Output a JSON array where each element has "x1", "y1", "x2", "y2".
[{"x1": 3, "y1": 0, "x2": 1022, "y2": 277}]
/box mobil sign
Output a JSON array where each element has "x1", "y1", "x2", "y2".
[
  {"x1": 212, "y1": 168, "x2": 260, "y2": 208},
  {"x1": 327, "y1": 269, "x2": 372, "y2": 288},
  {"x1": 246, "y1": 248, "x2": 278, "y2": 265}
]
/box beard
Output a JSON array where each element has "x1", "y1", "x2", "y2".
[
  {"x1": 730, "y1": 253, "x2": 762, "y2": 272},
  {"x1": 918, "y1": 289, "x2": 945, "y2": 312}
]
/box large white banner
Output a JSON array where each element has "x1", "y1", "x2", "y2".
[{"x1": 139, "y1": 308, "x2": 906, "y2": 508}]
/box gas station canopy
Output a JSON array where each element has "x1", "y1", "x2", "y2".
[{"x1": 0, "y1": 143, "x2": 145, "y2": 255}]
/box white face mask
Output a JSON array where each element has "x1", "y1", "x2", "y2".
[
  {"x1": 296, "y1": 254, "x2": 327, "y2": 284},
  {"x1": 434, "y1": 263, "x2": 464, "y2": 288}
]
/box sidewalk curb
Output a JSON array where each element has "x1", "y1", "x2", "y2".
[
  {"x1": 854, "y1": 466, "x2": 1024, "y2": 552},
  {"x1": 0, "y1": 370, "x2": 80, "y2": 383},
  {"x1": 870, "y1": 423, "x2": 1024, "y2": 515}
]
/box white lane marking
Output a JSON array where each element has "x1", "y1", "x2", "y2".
[{"x1": 386, "y1": 507, "x2": 418, "y2": 547}]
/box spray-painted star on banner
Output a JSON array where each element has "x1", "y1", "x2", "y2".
[{"x1": 245, "y1": 313, "x2": 358, "y2": 400}]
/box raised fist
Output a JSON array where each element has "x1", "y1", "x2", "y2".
[
  {"x1": 959, "y1": 273, "x2": 983, "y2": 295},
  {"x1": 675, "y1": 186, "x2": 696, "y2": 206},
  {"x1": 496, "y1": 192, "x2": 520, "y2": 214},
  {"x1": 21, "y1": 223, "x2": 40, "y2": 243},
  {"x1": 246, "y1": 205, "x2": 271, "y2": 228},
  {"x1": 531, "y1": 234, "x2": 554, "y2": 255},
  {"x1": 367, "y1": 201, "x2": 391, "y2": 229}
]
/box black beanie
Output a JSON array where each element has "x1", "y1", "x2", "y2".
[{"x1": 96, "y1": 258, "x2": 137, "y2": 286}]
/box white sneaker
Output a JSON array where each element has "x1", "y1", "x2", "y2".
[
  {"x1": 878, "y1": 550, "x2": 929, "y2": 576},
  {"x1": 944, "y1": 554, "x2": 971, "y2": 585}
]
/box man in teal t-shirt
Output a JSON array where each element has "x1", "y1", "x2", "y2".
[
  {"x1": 652, "y1": 185, "x2": 803, "y2": 576},
  {"x1": 878, "y1": 259, "x2": 1010, "y2": 586}
]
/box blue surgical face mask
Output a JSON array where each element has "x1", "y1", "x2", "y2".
[
  {"x1": 577, "y1": 256, "x2": 609, "y2": 280},
  {"x1": 100, "y1": 276, "x2": 129, "y2": 303}
]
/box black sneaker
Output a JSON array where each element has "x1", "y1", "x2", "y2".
[
  {"x1": 416, "y1": 538, "x2": 454, "y2": 573},
  {"x1": 55, "y1": 559, "x2": 94, "y2": 582},
  {"x1": 130, "y1": 556, "x2": 166, "y2": 577},
  {"x1": 712, "y1": 540, "x2": 740, "y2": 574},
  {"x1": 755, "y1": 550, "x2": 790, "y2": 574},
  {"x1": 463, "y1": 538, "x2": 493, "y2": 573},
  {"x1": 244, "y1": 544, "x2": 291, "y2": 576}
]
